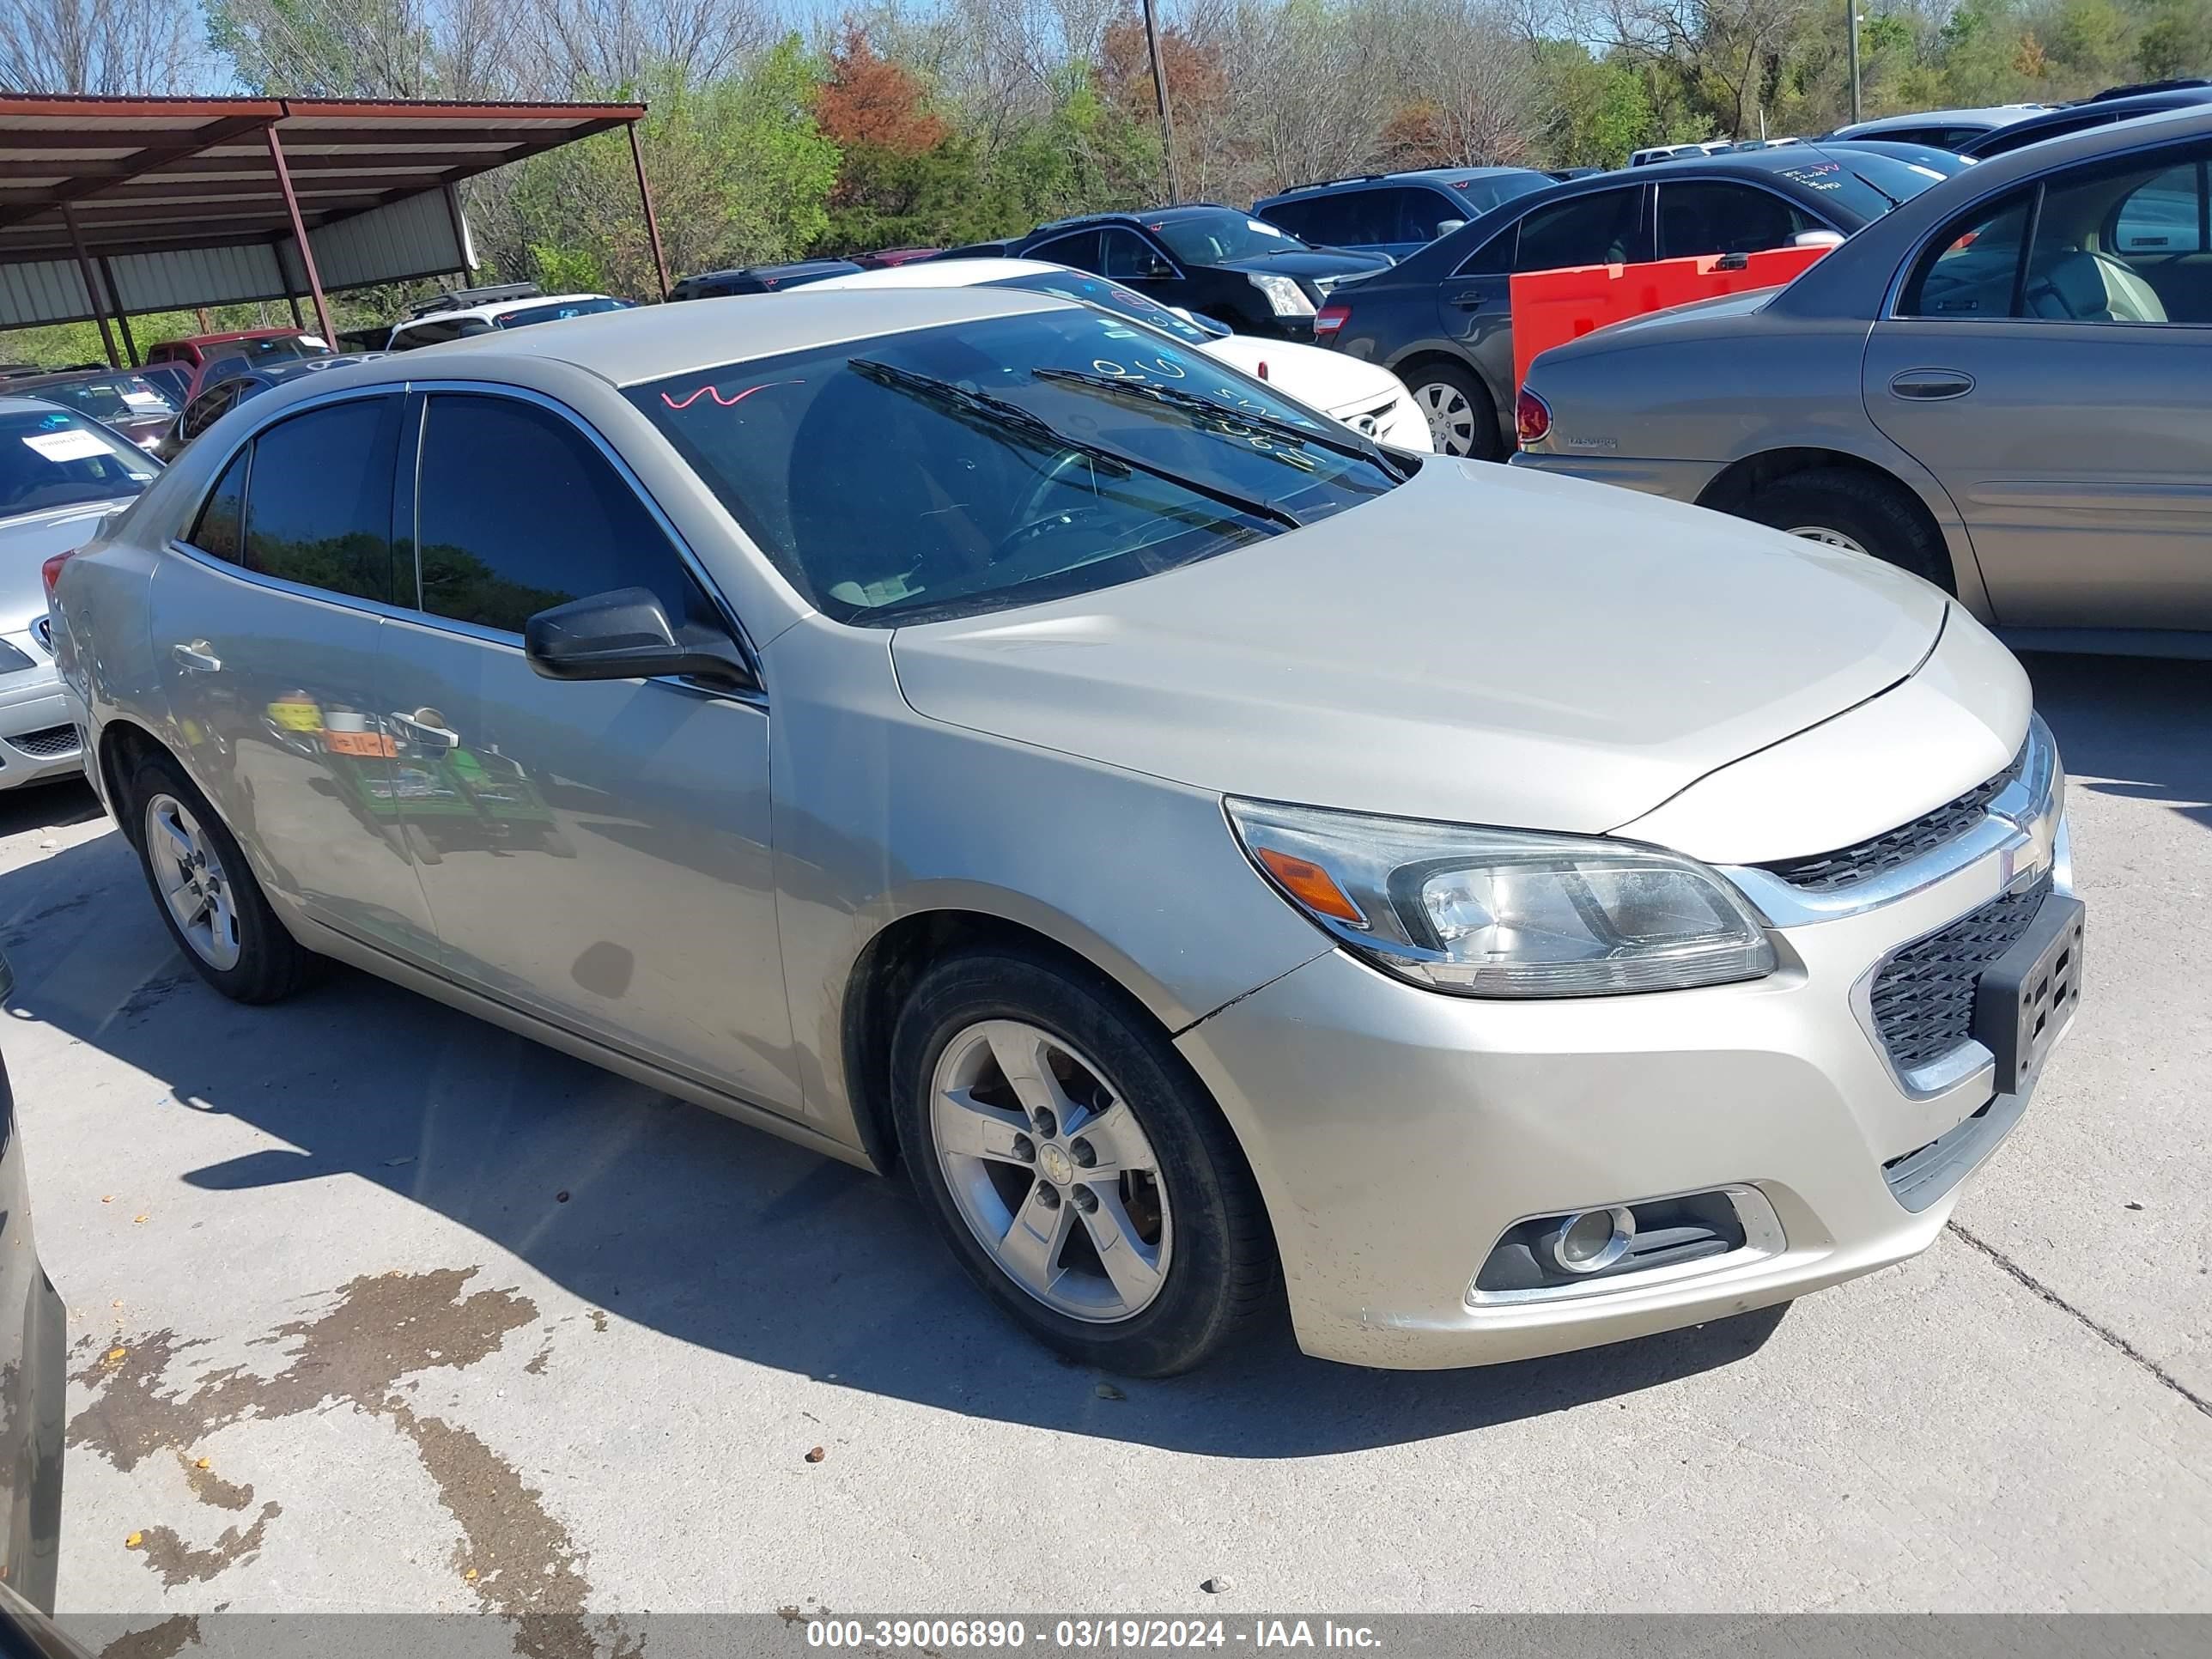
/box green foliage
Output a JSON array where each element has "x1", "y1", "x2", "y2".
[{"x1": 1534, "y1": 43, "x2": 1660, "y2": 169}]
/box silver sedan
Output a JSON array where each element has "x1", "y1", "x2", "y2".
[
  {"x1": 1515, "y1": 104, "x2": 2212, "y2": 657},
  {"x1": 53, "y1": 289, "x2": 2080, "y2": 1374}
]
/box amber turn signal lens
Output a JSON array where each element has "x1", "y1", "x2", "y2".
[{"x1": 1254, "y1": 848, "x2": 1365, "y2": 925}]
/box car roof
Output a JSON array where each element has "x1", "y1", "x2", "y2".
[
  {"x1": 394, "y1": 291, "x2": 612, "y2": 326},
  {"x1": 808, "y1": 258, "x2": 1061, "y2": 291},
  {"x1": 1778, "y1": 100, "x2": 2212, "y2": 317},
  {"x1": 164, "y1": 328, "x2": 313, "y2": 346},
  {"x1": 1829, "y1": 105, "x2": 2047, "y2": 137},
  {"x1": 1978, "y1": 82, "x2": 2212, "y2": 142},
  {"x1": 246, "y1": 287, "x2": 1071, "y2": 395},
  {"x1": 1030, "y1": 204, "x2": 1237, "y2": 234},
  {"x1": 1261, "y1": 167, "x2": 1540, "y2": 202}
]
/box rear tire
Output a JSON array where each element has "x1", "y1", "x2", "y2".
[
  {"x1": 125, "y1": 750, "x2": 319, "y2": 1004},
  {"x1": 1407, "y1": 362, "x2": 1501, "y2": 460},
  {"x1": 890, "y1": 946, "x2": 1279, "y2": 1376},
  {"x1": 1736, "y1": 467, "x2": 1953, "y2": 591}
]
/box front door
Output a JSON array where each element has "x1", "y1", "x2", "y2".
[
  {"x1": 379, "y1": 390, "x2": 800, "y2": 1113},
  {"x1": 155, "y1": 393, "x2": 439, "y2": 962},
  {"x1": 1864, "y1": 139, "x2": 2212, "y2": 630}
]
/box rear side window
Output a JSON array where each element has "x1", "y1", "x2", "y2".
[
  {"x1": 180, "y1": 381, "x2": 241, "y2": 441},
  {"x1": 1026, "y1": 230, "x2": 1103, "y2": 272},
  {"x1": 414, "y1": 393, "x2": 710, "y2": 635},
  {"x1": 191, "y1": 448, "x2": 249, "y2": 563},
  {"x1": 240, "y1": 398, "x2": 402, "y2": 603},
  {"x1": 1516, "y1": 188, "x2": 1646, "y2": 270},
  {"x1": 1899, "y1": 192, "x2": 2033, "y2": 317}
]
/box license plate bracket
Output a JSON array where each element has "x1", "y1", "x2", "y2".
[{"x1": 1973, "y1": 891, "x2": 2085, "y2": 1095}]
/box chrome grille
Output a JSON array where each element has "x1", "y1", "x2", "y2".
[
  {"x1": 9, "y1": 724, "x2": 81, "y2": 760},
  {"x1": 1761, "y1": 744, "x2": 2025, "y2": 893},
  {"x1": 1869, "y1": 879, "x2": 2049, "y2": 1074}
]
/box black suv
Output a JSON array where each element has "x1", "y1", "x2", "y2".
[
  {"x1": 1318, "y1": 146, "x2": 1942, "y2": 458},
  {"x1": 1957, "y1": 81, "x2": 2212, "y2": 159},
  {"x1": 1009, "y1": 206, "x2": 1391, "y2": 339},
  {"x1": 1254, "y1": 168, "x2": 1553, "y2": 262}
]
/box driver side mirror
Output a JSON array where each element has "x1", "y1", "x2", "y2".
[
  {"x1": 525, "y1": 586, "x2": 753, "y2": 690},
  {"x1": 1435, "y1": 218, "x2": 1467, "y2": 237},
  {"x1": 1793, "y1": 229, "x2": 1846, "y2": 249}
]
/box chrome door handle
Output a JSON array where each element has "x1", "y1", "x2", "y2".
[
  {"x1": 171, "y1": 641, "x2": 221, "y2": 672},
  {"x1": 1889, "y1": 368, "x2": 1975, "y2": 401},
  {"x1": 1449, "y1": 289, "x2": 1490, "y2": 309}
]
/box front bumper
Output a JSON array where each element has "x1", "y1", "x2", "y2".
[
  {"x1": 1176, "y1": 807, "x2": 2075, "y2": 1370},
  {"x1": 0, "y1": 647, "x2": 83, "y2": 793}
]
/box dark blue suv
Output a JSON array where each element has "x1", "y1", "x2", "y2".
[{"x1": 1254, "y1": 168, "x2": 1553, "y2": 261}]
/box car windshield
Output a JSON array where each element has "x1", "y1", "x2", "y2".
[
  {"x1": 29, "y1": 374, "x2": 178, "y2": 424},
  {"x1": 492, "y1": 297, "x2": 628, "y2": 329},
  {"x1": 629, "y1": 308, "x2": 1403, "y2": 626},
  {"x1": 1455, "y1": 172, "x2": 1550, "y2": 214},
  {"x1": 1151, "y1": 210, "x2": 1308, "y2": 262},
  {"x1": 984, "y1": 270, "x2": 1216, "y2": 347},
  {"x1": 0, "y1": 407, "x2": 157, "y2": 517},
  {"x1": 1782, "y1": 153, "x2": 1943, "y2": 218}
]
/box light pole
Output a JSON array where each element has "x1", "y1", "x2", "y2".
[
  {"x1": 1141, "y1": 0, "x2": 1181, "y2": 200},
  {"x1": 1846, "y1": 0, "x2": 1863, "y2": 125}
]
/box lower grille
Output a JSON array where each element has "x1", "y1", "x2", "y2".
[
  {"x1": 1869, "y1": 879, "x2": 2049, "y2": 1074},
  {"x1": 9, "y1": 724, "x2": 81, "y2": 760}
]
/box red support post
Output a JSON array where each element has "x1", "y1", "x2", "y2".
[
  {"x1": 629, "y1": 121, "x2": 671, "y2": 301},
  {"x1": 100, "y1": 259, "x2": 138, "y2": 365},
  {"x1": 264, "y1": 127, "x2": 337, "y2": 347},
  {"x1": 61, "y1": 204, "x2": 120, "y2": 368}
]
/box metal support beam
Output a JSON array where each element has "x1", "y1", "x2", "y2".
[
  {"x1": 629, "y1": 123, "x2": 671, "y2": 302},
  {"x1": 289, "y1": 294, "x2": 304, "y2": 329},
  {"x1": 265, "y1": 127, "x2": 336, "y2": 348},
  {"x1": 61, "y1": 204, "x2": 119, "y2": 367},
  {"x1": 100, "y1": 258, "x2": 137, "y2": 364},
  {"x1": 1141, "y1": 0, "x2": 1179, "y2": 201}
]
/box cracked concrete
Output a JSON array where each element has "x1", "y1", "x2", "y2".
[{"x1": 0, "y1": 652, "x2": 2204, "y2": 1638}]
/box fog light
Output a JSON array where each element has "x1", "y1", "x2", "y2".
[{"x1": 1544, "y1": 1206, "x2": 1635, "y2": 1274}]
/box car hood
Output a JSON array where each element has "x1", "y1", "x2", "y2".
[
  {"x1": 0, "y1": 500, "x2": 133, "y2": 631},
  {"x1": 1199, "y1": 337, "x2": 1406, "y2": 415},
  {"x1": 890, "y1": 460, "x2": 1949, "y2": 835},
  {"x1": 1215, "y1": 248, "x2": 1394, "y2": 280}
]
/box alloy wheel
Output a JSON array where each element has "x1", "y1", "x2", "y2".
[
  {"x1": 1786, "y1": 525, "x2": 1872, "y2": 556},
  {"x1": 1414, "y1": 381, "x2": 1478, "y2": 456},
  {"x1": 143, "y1": 792, "x2": 242, "y2": 970},
  {"x1": 929, "y1": 1018, "x2": 1172, "y2": 1323}
]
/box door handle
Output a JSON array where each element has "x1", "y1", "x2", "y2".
[
  {"x1": 1889, "y1": 368, "x2": 1975, "y2": 401},
  {"x1": 171, "y1": 641, "x2": 221, "y2": 673},
  {"x1": 1449, "y1": 289, "x2": 1489, "y2": 309}
]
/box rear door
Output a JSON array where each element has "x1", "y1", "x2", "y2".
[
  {"x1": 378, "y1": 389, "x2": 800, "y2": 1111},
  {"x1": 155, "y1": 392, "x2": 439, "y2": 960},
  {"x1": 1863, "y1": 137, "x2": 2212, "y2": 630}
]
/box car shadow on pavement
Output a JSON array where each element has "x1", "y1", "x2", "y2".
[
  {"x1": 0, "y1": 779, "x2": 1791, "y2": 1459},
  {"x1": 2023, "y1": 651, "x2": 2212, "y2": 833}
]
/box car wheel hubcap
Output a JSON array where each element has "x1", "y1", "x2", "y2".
[
  {"x1": 144, "y1": 793, "x2": 241, "y2": 971},
  {"x1": 1415, "y1": 382, "x2": 1477, "y2": 455},
  {"x1": 930, "y1": 1018, "x2": 1171, "y2": 1324},
  {"x1": 1787, "y1": 525, "x2": 1871, "y2": 556}
]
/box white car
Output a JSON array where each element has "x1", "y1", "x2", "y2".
[
  {"x1": 386, "y1": 291, "x2": 630, "y2": 353},
  {"x1": 808, "y1": 258, "x2": 1432, "y2": 452}
]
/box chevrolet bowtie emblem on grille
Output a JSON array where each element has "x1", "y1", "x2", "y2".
[{"x1": 1992, "y1": 798, "x2": 2056, "y2": 891}]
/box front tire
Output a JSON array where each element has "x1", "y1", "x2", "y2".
[
  {"x1": 1736, "y1": 467, "x2": 1953, "y2": 590},
  {"x1": 890, "y1": 947, "x2": 1278, "y2": 1376},
  {"x1": 126, "y1": 750, "x2": 319, "y2": 1004}
]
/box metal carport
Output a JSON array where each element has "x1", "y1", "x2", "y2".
[{"x1": 0, "y1": 94, "x2": 665, "y2": 365}]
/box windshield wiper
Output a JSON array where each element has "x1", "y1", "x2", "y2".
[
  {"x1": 1030, "y1": 367, "x2": 1411, "y2": 483},
  {"x1": 848, "y1": 358, "x2": 1302, "y2": 531}
]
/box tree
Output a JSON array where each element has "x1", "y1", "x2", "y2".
[{"x1": 0, "y1": 0, "x2": 208, "y2": 93}]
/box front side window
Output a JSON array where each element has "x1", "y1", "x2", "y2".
[
  {"x1": 1516, "y1": 188, "x2": 1646, "y2": 270},
  {"x1": 1151, "y1": 210, "x2": 1308, "y2": 264},
  {"x1": 1098, "y1": 229, "x2": 1174, "y2": 282},
  {"x1": 415, "y1": 393, "x2": 711, "y2": 636},
  {"x1": 2020, "y1": 146, "x2": 2206, "y2": 323},
  {"x1": 181, "y1": 382, "x2": 243, "y2": 441},
  {"x1": 1657, "y1": 181, "x2": 1824, "y2": 258},
  {"x1": 0, "y1": 408, "x2": 157, "y2": 518},
  {"x1": 628, "y1": 307, "x2": 1404, "y2": 626},
  {"x1": 240, "y1": 398, "x2": 401, "y2": 603}
]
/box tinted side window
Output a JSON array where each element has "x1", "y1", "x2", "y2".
[
  {"x1": 1099, "y1": 229, "x2": 1170, "y2": 280},
  {"x1": 1397, "y1": 188, "x2": 1461, "y2": 243},
  {"x1": 392, "y1": 318, "x2": 461, "y2": 350},
  {"x1": 181, "y1": 381, "x2": 240, "y2": 441},
  {"x1": 241, "y1": 398, "x2": 401, "y2": 603},
  {"x1": 1028, "y1": 230, "x2": 1103, "y2": 272},
  {"x1": 1455, "y1": 221, "x2": 1518, "y2": 276},
  {"x1": 1900, "y1": 192, "x2": 2033, "y2": 317},
  {"x1": 1258, "y1": 198, "x2": 1320, "y2": 240},
  {"x1": 189, "y1": 447, "x2": 249, "y2": 564},
  {"x1": 1656, "y1": 181, "x2": 1820, "y2": 258},
  {"x1": 1516, "y1": 188, "x2": 1645, "y2": 270},
  {"x1": 415, "y1": 394, "x2": 709, "y2": 636}
]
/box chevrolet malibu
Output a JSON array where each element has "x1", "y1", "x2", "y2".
[{"x1": 49, "y1": 290, "x2": 2082, "y2": 1375}]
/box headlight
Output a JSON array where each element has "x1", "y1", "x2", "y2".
[
  {"x1": 1248, "y1": 273, "x2": 1316, "y2": 317},
  {"x1": 0, "y1": 638, "x2": 34, "y2": 674},
  {"x1": 1226, "y1": 798, "x2": 1777, "y2": 997}
]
